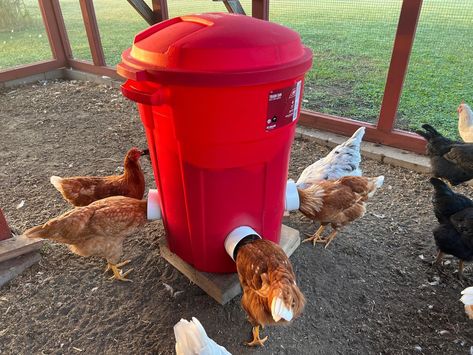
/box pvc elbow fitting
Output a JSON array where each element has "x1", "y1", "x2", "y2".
[
  {"x1": 224, "y1": 226, "x2": 261, "y2": 261},
  {"x1": 285, "y1": 179, "x2": 300, "y2": 211},
  {"x1": 147, "y1": 189, "x2": 162, "y2": 220}
]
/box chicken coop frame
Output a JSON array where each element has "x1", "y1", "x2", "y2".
[{"x1": 0, "y1": 0, "x2": 425, "y2": 153}]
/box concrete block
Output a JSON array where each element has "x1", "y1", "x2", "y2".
[
  {"x1": 63, "y1": 69, "x2": 89, "y2": 81},
  {"x1": 4, "y1": 73, "x2": 46, "y2": 88},
  {"x1": 44, "y1": 69, "x2": 65, "y2": 80}
]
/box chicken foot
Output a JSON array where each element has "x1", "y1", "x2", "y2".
[
  {"x1": 104, "y1": 260, "x2": 133, "y2": 282},
  {"x1": 246, "y1": 325, "x2": 268, "y2": 347},
  {"x1": 302, "y1": 225, "x2": 326, "y2": 245},
  {"x1": 458, "y1": 260, "x2": 465, "y2": 281},
  {"x1": 321, "y1": 230, "x2": 338, "y2": 249},
  {"x1": 433, "y1": 251, "x2": 444, "y2": 266}
]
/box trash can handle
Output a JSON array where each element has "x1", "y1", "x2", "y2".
[{"x1": 121, "y1": 81, "x2": 165, "y2": 106}]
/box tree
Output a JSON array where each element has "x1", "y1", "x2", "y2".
[{"x1": 0, "y1": 0, "x2": 35, "y2": 32}]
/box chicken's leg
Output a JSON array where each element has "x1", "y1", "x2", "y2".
[
  {"x1": 433, "y1": 251, "x2": 444, "y2": 266},
  {"x1": 302, "y1": 225, "x2": 326, "y2": 246},
  {"x1": 458, "y1": 260, "x2": 465, "y2": 280},
  {"x1": 246, "y1": 325, "x2": 268, "y2": 347},
  {"x1": 104, "y1": 260, "x2": 133, "y2": 282},
  {"x1": 322, "y1": 230, "x2": 338, "y2": 249}
]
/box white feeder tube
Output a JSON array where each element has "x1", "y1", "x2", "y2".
[
  {"x1": 285, "y1": 179, "x2": 300, "y2": 211},
  {"x1": 224, "y1": 226, "x2": 261, "y2": 261},
  {"x1": 147, "y1": 189, "x2": 162, "y2": 220}
]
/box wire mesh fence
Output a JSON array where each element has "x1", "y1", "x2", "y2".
[
  {"x1": 2, "y1": 0, "x2": 472, "y2": 140},
  {"x1": 396, "y1": 0, "x2": 473, "y2": 138},
  {"x1": 0, "y1": 0, "x2": 51, "y2": 69},
  {"x1": 270, "y1": 0, "x2": 402, "y2": 124}
]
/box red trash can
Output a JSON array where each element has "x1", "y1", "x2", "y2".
[{"x1": 118, "y1": 13, "x2": 312, "y2": 273}]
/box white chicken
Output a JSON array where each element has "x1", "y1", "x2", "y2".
[
  {"x1": 174, "y1": 317, "x2": 231, "y2": 355},
  {"x1": 296, "y1": 127, "x2": 365, "y2": 189},
  {"x1": 457, "y1": 102, "x2": 473, "y2": 142},
  {"x1": 460, "y1": 287, "x2": 473, "y2": 319}
]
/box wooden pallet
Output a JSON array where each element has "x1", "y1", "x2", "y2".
[
  {"x1": 159, "y1": 224, "x2": 300, "y2": 305},
  {"x1": 0, "y1": 232, "x2": 43, "y2": 287}
]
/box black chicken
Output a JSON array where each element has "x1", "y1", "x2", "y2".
[
  {"x1": 430, "y1": 178, "x2": 473, "y2": 279},
  {"x1": 417, "y1": 124, "x2": 473, "y2": 185},
  {"x1": 433, "y1": 213, "x2": 473, "y2": 279},
  {"x1": 430, "y1": 177, "x2": 473, "y2": 224}
]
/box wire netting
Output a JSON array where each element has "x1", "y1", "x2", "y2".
[
  {"x1": 396, "y1": 0, "x2": 473, "y2": 138},
  {"x1": 270, "y1": 0, "x2": 402, "y2": 124},
  {"x1": 0, "y1": 0, "x2": 51, "y2": 69}
]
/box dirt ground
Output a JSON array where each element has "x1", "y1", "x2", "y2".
[{"x1": 0, "y1": 80, "x2": 472, "y2": 355}]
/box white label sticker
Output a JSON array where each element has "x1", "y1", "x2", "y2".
[{"x1": 292, "y1": 80, "x2": 302, "y2": 121}]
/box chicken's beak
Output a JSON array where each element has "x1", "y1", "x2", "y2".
[{"x1": 141, "y1": 149, "x2": 150, "y2": 156}]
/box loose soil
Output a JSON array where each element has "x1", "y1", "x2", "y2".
[{"x1": 0, "y1": 80, "x2": 472, "y2": 355}]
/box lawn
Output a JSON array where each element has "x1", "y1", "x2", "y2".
[{"x1": 1, "y1": 0, "x2": 472, "y2": 138}]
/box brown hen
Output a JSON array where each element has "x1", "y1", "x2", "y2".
[
  {"x1": 235, "y1": 237, "x2": 305, "y2": 347},
  {"x1": 298, "y1": 175, "x2": 384, "y2": 248},
  {"x1": 50, "y1": 147, "x2": 148, "y2": 206},
  {"x1": 23, "y1": 196, "x2": 148, "y2": 281}
]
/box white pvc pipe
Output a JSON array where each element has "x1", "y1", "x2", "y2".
[
  {"x1": 224, "y1": 226, "x2": 261, "y2": 261},
  {"x1": 147, "y1": 189, "x2": 162, "y2": 220},
  {"x1": 285, "y1": 179, "x2": 300, "y2": 211}
]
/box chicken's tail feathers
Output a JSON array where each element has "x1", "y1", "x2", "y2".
[
  {"x1": 349, "y1": 126, "x2": 366, "y2": 145},
  {"x1": 460, "y1": 287, "x2": 473, "y2": 320},
  {"x1": 429, "y1": 177, "x2": 452, "y2": 195},
  {"x1": 416, "y1": 124, "x2": 441, "y2": 141},
  {"x1": 421, "y1": 124, "x2": 441, "y2": 135},
  {"x1": 271, "y1": 296, "x2": 294, "y2": 322},
  {"x1": 374, "y1": 175, "x2": 384, "y2": 188},
  {"x1": 365, "y1": 175, "x2": 384, "y2": 197},
  {"x1": 297, "y1": 184, "x2": 325, "y2": 215},
  {"x1": 50, "y1": 176, "x2": 63, "y2": 191},
  {"x1": 174, "y1": 317, "x2": 231, "y2": 355},
  {"x1": 339, "y1": 126, "x2": 365, "y2": 150}
]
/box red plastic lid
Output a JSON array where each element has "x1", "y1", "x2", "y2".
[{"x1": 117, "y1": 13, "x2": 313, "y2": 86}]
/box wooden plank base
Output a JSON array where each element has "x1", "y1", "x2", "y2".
[
  {"x1": 159, "y1": 224, "x2": 300, "y2": 305},
  {"x1": 0, "y1": 235, "x2": 44, "y2": 264},
  {"x1": 0, "y1": 251, "x2": 41, "y2": 287}
]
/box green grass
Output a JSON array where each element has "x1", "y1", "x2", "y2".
[{"x1": 1, "y1": 0, "x2": 472, "y2": 138}]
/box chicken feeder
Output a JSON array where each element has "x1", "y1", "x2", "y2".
[{"x1": 118, "y1": 13, "x2": 312, "y2": 273}]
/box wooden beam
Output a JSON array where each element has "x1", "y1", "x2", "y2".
[
  {"x1": 38, "y1": 0, "x2": 70, "y2": 65},
  {"x1": 152, "y1": 0, "x2": 169, "y2": 22},
  {"x1": 299, "y1": 110, "x2": 427, "y2": 154},
  {"x1": 50, "y1": 0, "x2": 73, "y2": 61},
  {"x1": 252, "y1": 0, "x2": 269, "y2": 20},
  {"x1": 219, "y1": 0, "x2": 246, "y2": 15},
  {"x1": 68, "y1": 59, "x2": 122, "y2": 80},
  {"x1": 377, "y1": 0, "x2": 423, "y2": 133},
  {"x1": 79, "y1": 0, "x2": 106, "y2": 66},
  {"x1": 127, "y1": 0, "x2": 157, "y2": 25},
  {"x1": 0, "y1": 235, "x2": 43, "y2": 264},
  {"x1": 0, "y1": 60, "x2": 62, "y2": 82}
]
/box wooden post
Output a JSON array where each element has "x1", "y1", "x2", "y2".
[
  {"x1": 152, "y1": 0, "x2": 169, "y2": 22},
  {"x1": 127, "y1": 0, "x2": 157, "y2": 25},
  {"x1": 38, "y1": 0, "x2": 72, "y2": 66},
  {"x1": 221, "y1": 0, "x2": 246, "y2": 15},
  {"x1": 377, "y1": 0, "x2": 423, "y2": 133},
  {"x1": 252, "y1": 0, "x2": 269, "y2": 20},
  {"x1": 79, "y1": 0, "x2": 106, "y2": 66}
]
